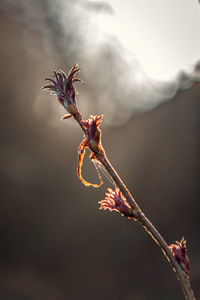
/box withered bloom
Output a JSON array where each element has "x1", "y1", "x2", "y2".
[
  {"x1": 41, "y1": 64, "x2": 82, "y2": 117},
  {"x1": 169, "y1": 237, "x2": 190, "y2": 275},
  {"x1": 99, "y1": 188, "x2": 134, "y2": 218}
]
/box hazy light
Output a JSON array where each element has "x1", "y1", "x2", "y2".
[{"x1": 92, "y1": 0, "x2": 200, "y2": 81}]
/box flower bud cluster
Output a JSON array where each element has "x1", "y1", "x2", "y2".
[
  {"x1": 99, "y1": 188, "x2": 134, "y2": 218},
  {"x1": 169, "y1": 237, "x2": 190, "y2": 275},
  {"x1": 42, "y1": 64, "x2": 82, "y2": 117}
]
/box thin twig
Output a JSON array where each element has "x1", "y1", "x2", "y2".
[
  {"x1": 42, "y1": 65, "x2": 196, "y2": 300},
  {"x1": 76, "y1": 117, "x2": 196, "y2": 300}
]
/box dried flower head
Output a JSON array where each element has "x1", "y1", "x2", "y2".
[
  {"x1": 41, "y1": 64, "x2": 82, "y2": 117},
  {"x1": 99, "y1": 188, "x2": 134, "y2": 218},
  {"x1": 169, "y1": 237, "x2": 190, "y2": 275}
]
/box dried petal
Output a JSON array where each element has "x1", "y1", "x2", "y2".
[{"x1": 61, "y1": 114, "x2": 73, "y2": 120}]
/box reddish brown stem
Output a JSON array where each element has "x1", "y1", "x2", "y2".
[
  {"x1": 96, "y1": 151, "x2": 195, "y2": 300},
  {"x1": 73, "y1": 113, "x2": 196, "y2": 300},
  {"x1": 43, "y1": 65, "x2": 195, "y2": 299}
]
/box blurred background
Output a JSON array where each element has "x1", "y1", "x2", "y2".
[{"x1": 0, "y1": 0, "x2": 200, "y2": 299}]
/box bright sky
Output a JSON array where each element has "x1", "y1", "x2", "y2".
[{"x1": 93, "y1": 0, "x2": 200, "y2": 81}]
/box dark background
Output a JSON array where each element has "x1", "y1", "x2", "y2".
[{"x1": 0, "y1": 1, "x2": 199, "y2": 299}]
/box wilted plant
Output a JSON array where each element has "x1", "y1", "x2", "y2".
[{"x1": 42, "y1": 64, "x2": 196, "y2": 300}]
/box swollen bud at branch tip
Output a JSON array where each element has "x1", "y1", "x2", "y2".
[{"x1": 41, "y1": 64, "x2": 82, "y2": 117}]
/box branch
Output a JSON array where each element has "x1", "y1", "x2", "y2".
[{"x1": 42, "y1": 64, "x2": 196, "y2": 300}]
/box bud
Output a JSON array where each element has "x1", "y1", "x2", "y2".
[
  {"x1": 76, "y1": 115, "x2": 104, "y2": 187},
  {"x1": 82, "y1": 115, "x2": 103, "y2": 154},
  {"x1": 169, "y1": 237, "x2": 190, "y2": 275},
  {"x1": 41, "y1": 64, "x2": 82, "y2": 116},
  {"x1": 99, "y1": 188, "x2": 134, "y2": 218}
]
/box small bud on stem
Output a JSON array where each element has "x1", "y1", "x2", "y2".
[
  {"x1": 99, "y1": 188, "x2": 134, "y2": 218},
  {"x1": 169, "y1": 237, "x2": 190, "y2": 276}
]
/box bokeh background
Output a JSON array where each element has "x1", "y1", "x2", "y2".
[{"x1": 0, "y1": 1, "x2": 200, "y2": 299}]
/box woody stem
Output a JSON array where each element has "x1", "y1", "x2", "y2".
[
  {"x1": 95, "y1": 150, "x2": 195, "y2": 300},
  {"x1": 72, "y1": 112, "x2": 195, "y2": 300}
]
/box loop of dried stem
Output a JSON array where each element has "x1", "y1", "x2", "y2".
[{"x1": 77, "y1": 140, "x2": 103, "y2": 188}]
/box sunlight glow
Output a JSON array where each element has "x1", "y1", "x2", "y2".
[{"x1": 92, "y1": 0, "x2": 200, "y2": 81}]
